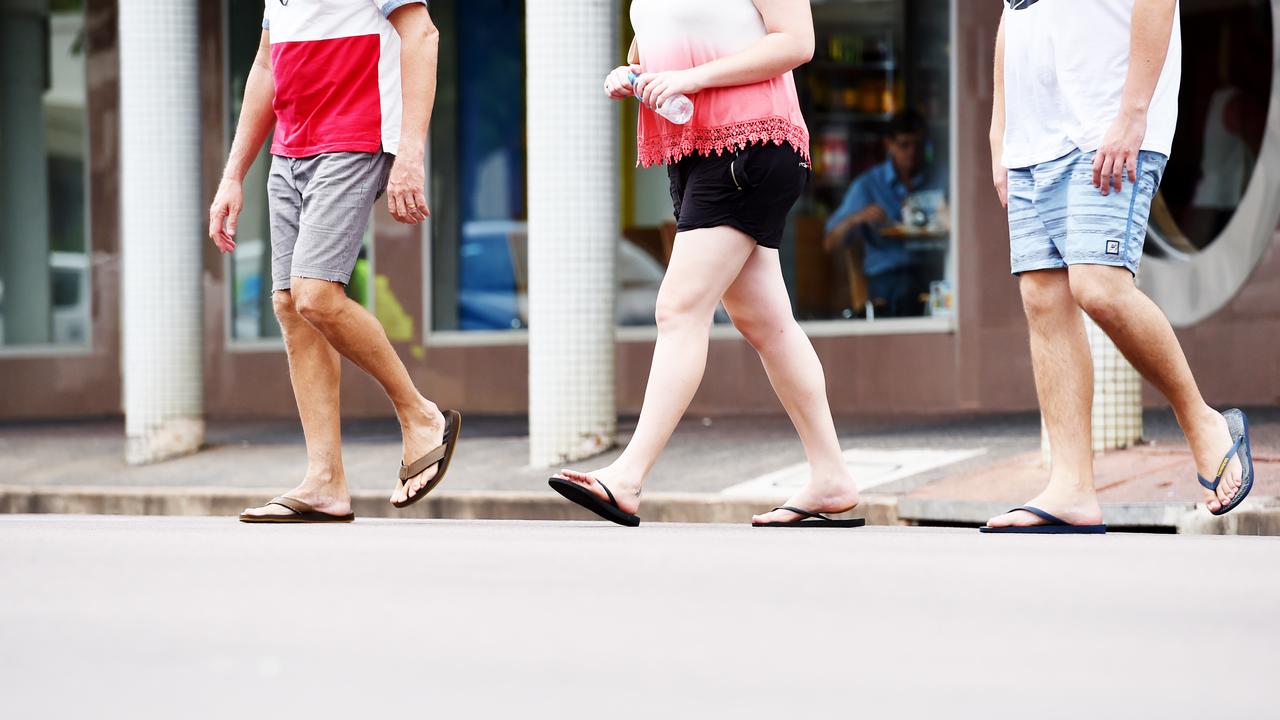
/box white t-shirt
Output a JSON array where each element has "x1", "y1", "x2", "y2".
[{"x1": 1001, "y1": 0, "x2": 1182, "y2": 169}]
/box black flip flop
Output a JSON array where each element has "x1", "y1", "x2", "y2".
[
  {"x1": 752, "y1": 506, "x2": 865, "y2": 528},
  {"x1": 1199, "y1": 408, "x2": 1254, "y2": 516},
  {"x1": 548, "y1": 476, "x2": 640, "y2": 527},
  {"x1": 239, "y1": 496, "x2": 355, "y2": 524},
  {"x1": 393, "y1": 409, "x2": 462, "y2": 509},
  {"x1": 979, "y1": 505, "x2": 1106, "y2": 534}
]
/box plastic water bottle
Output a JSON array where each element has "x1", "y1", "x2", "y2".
[{"x1": 629, "y1": 72, "x2": 694, "y2": 125}]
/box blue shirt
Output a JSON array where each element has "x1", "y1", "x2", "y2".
[{"x1": 825, "y1": 160, "x2": 941, "y2": 277}]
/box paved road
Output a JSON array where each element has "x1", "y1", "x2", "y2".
[{"x1": 2, "y1": 516, "x2": 1277, "y2": 719}]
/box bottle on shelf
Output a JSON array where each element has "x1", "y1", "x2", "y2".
[{"x1": 629, "y1": 72, "x2": 694, "y2": 125}]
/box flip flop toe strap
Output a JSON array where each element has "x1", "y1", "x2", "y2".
[
  {"x1": 1198, "y1": 434, "x2": 1245, "y2": 492},
  {"x1": 596, "y1": 480, "x2": 622, "y2": 510},
  {"x1": 267, "y1": 496, "x2": 314, "y2": 515},
  {"x1": 399, "y1": 414, "x2": 456, "y2": 481},
  {"x1": 1010, "y1": 505, "x2": 1068, "y2": 526},
  {"x1": 772, "y1": 506, "x2": 834, "y2": 522}
]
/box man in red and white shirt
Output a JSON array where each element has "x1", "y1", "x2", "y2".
[{"x1": 209, "y1": 1, "x2": 459, "y2": 523}]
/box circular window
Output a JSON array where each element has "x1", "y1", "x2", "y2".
[{"x1": 1142, "y1": 0, "x2": 1279, "y2": 326}]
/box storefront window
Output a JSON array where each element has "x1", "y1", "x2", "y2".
[
  {"x1": 225, "y1": 0, "x2": 373, "y2": 343},
  {"x1": 426, "y1": 0, "x2": 527, "y2": 332},
  {"x1": 0, "y1": 0, "x2": 90, "y2": 348},
  {"x1": 1148, "y1": 0, "x2": 1271, "y2": 256}
]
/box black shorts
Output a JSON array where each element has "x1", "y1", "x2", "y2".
[{"x1": 667, "y1": 141, "x2": 810, "y2": 249}]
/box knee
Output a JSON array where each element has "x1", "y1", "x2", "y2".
[
  {"x1": 654, "y1": 289, "x2": 712, "y2": 333},
  {"x1": 291, "y1": 279, "x2": 342, "y2": 325},
  {"x1": 731, "y1": 311, "x2": 787, "y2": 352},
  {"x1": 1069, "y1": 272, "x2": 1128, "y2": 325},
  {"x1": 271, "y1": 290, "x2": 297, "y2": 321},
  {"x1": 1018, "y1": 273, "x2": 1070, "y2": 320}
]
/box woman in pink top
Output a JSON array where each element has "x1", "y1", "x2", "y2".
[{"x1": 549, "y1": 0, "x2": 862, "y2": 528}]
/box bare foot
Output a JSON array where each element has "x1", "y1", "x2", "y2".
[
  {"x1": 1185, "y1": 407, "x2": 1244, "y2": 513},
  {"x1": 391, "y1": 398, "x2": 447, "y2": 505},
  {"x1": 751, "y1": 475, "x2": 860, "y2": 525},
  {"x1": 553, "y1": 464, "x2": 643, "y2": 516},
  {"x1": 241, "y1": 478, "x2": 351, "y2": 519},
  {"x1": 984, "y1": 485, "x2": 1102, "y2": 529}
]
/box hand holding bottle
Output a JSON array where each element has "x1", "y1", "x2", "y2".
[
  {"x1": 629, "y1": 71, "x2": 695, "y2": 125},
  {"x1": 604, "y1": 64, "x2": 642, "y2": 99}
]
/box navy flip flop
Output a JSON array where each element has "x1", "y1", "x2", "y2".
[
  {"x1": 979, "y1": 505, "x2": 1107, "y2": 534},
  {"x1": 1199, "y1": 408, "x2": 1255, "y2": 516},
  {"x1": 548, "y1": 476, "x2": 640, "y2": 527},
  {"x1": 752, "y1": 506, "x2": 865, "y2": 528}
]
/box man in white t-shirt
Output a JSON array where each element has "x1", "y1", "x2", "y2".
[{"x1": 985, "y1": 0, "x2": 1254, "y2": 533}]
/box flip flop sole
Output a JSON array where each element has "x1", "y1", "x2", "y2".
[
  {"x1": 753, "y1": 518, "x2": 866, "y2": 528},
  {"x1": 1212, "y1": 408, "x2": 1254, "y2": 516},
  {"x1": 394, "y1": 410, "x2": 463, "y2": 510},
  {"x1": 548, "y1": 478, "x2": 640, "y2": 527},
  {"x1": 979, "y1": 524, "x2": 1107, "y2": 534},
  {"x1": 239, "y1": 512, "x2": 355, "y2": 524}
]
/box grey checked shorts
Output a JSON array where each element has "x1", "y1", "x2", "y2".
[{"x1": 267, "y1": 151, "x2": 393, "y2": 292}]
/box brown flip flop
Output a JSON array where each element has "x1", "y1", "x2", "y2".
[
  {"x1": 393, "y1": 409, "x2": 462, "y2": 509},
  {"x1": 239, "y1": 495, "x2": 355, "y2": 524}
]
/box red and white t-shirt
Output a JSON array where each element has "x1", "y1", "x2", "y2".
[{"x1": 262, "y1": 0, "x2": 427, "y2": 158}]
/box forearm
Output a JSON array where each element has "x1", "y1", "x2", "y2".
[
  {"x1": 1120, "y1": 0, "x2": 1177, "y2": 118},
  {"x1": 691, "y1": 32, "x2": 813, "y2": 90},
  {"x1": 627, "y1": 38, "x2": 639, "y2": 66},
  {"x1": 397, "y1": 20, "x2": 440, "y2": 159},
  {"x1": 989, "y1": 16, "x2": 1006, "y2": 161},
  {"x1": 222, "y1": 58, "x2": 275, "y2": 182}
]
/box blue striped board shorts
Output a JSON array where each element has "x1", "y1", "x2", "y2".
[{"x1": 1007, "y1": 148, "x2": 1168, "y2": 276}]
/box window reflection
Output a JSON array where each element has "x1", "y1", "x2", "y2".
[
  {"x1": 0, "y1": 0, "x2": 89, "y2": 347},
  {"x1": 1150, "y1": 0, "x2": 1271, "y2": 254}
]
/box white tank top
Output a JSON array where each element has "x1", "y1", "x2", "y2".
[{"x1": 1001, "y1": 0, "x2": 1182, "y2": 169}]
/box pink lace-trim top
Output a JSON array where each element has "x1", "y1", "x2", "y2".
[{"x1": 632, "y1": 4, "x2": 811, "y2": 167}]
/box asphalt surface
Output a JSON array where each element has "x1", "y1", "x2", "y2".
[{"x1": 2, "y1": 515, "x2": 1277, "y2": 718}]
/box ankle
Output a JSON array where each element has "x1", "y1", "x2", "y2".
[
  {"x1": 301, "y1": 465, "x2": 345, "y2": 487},
  {"x1": 398, "y1": 396, "x2": 441, "y2": 430},
  {"x1": 1042, "y1": 478, "x2": 1097, "y2": 499},
  {"x1": 1176, "y1": 403, "x2": 1221, "y2": 438}
]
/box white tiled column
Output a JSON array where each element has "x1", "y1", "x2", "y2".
[
  {"x1": 118, "y1": 0, "x2": 204, "y2": 463},
  {"x1": 525, "y1": 0, "x2": 618, "y2": 467},
  {"x1": 1042, "y1": 311, "x2": 1143, "y2": 462}
]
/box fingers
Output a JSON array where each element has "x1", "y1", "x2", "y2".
[
  {"x1": 1111, "y1": 153, "x2": 1125, "y2": 194},
  {"x1": 226, "y1": 203, "x2": 240, "y2": 238},
  {"x1": 1091, "y1": 151, "x2": 1105, "y2": 190},
  {"x1": 388, "y1": 189, "x2": 408, "y2": 223},
  {"x1": 207, "y1": 204, "x2": 234, "y2": 253},
  {"x1": 412, "y1": 187, "x2": 430, "y2": 220},
  {"x1": 997, "y1": 182, "x2": 1009, "y2": 209},
  {"x1": 1098, "y1": 152, "x2": 1115, "y2": 196},
  {"x1": 1127, "y1": 151, "x2": 1138, "y2": 184},
  {"x1": 208, "y1": 205, "x2": 225, "y2": 246}
]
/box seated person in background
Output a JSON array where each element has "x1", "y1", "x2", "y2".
[{"x1": 824, "y1": 110, "x2": 944, "y2": 317}]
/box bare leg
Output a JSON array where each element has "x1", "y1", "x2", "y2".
[
  {"x1": 241, "y1": 290, "x2": 351, "y2": 518},
  {"x1": 986, "y1": 269, "x2": 1103, "y2": 528},
  {"x1": 555, "y1": 227, "x2": 757, "y2": 514},
  {"x1": 290, "y1": 277, "x2": 445, "y2": 504},
  {"x1": 716, "y1": 247, "x2": 859, "y2": 524},
  {"x1": 1068, "y1": 265, "x2": 1242, "y2": 511}
]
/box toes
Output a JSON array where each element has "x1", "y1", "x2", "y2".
[{"x1": 560, "y1": 470, "x2": 595, "y2": 487}]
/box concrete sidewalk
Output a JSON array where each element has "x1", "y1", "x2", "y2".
[{"x1": 2, "y1": 408, "x2": 1277, "y2": 532}]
